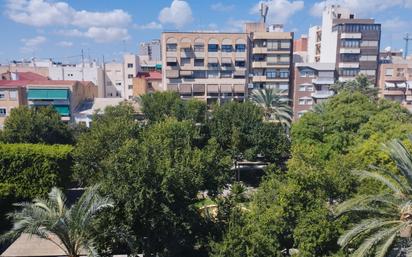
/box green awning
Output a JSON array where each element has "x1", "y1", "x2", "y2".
[
  {"x1": 155, "y1": 64, "x2": 162, "y2": 69},
  {"x1": 53, "y1": 106, "x2": 70, "y2": 116},
  {"x1": 28, "y1": 89, "x2": 69, "y2": 100}
]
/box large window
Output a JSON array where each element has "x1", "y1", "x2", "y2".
[
  {"x1": 221, "y1": 71, "x2": 233, "y2": 78},
  {"x1": 193, "y1": 71, "x2": 206, "y2": 78},
  {"x1": 340, "y1": 68, "x2": 359, "y2": 76},
  {"x1": 279, "y1": 69, "x2": 289, "y2": 78},
  {"x1": 235, "y1": 44, "x2": 246, "y2": 52},
  {"x1": 0, "y1": 108, "x2": 6, "y2": 116},
  {"x1": 267, "y1": 40, "x2": 279, "y2": 51},
  {"x1": 207, "y1": 70, "x2": 219, "y2": 78},
  {"x1": 208, "y1": 44, "x2": 219, "y2": 52},
  {"x1": 0, "y1": 91, "x2": 6, "y2": 99},
  {"x1": 221, "y1": 45, "x2": 233, "y2": 52},
  {"x1": 180, "y1": 57, "x2": 191, "y2": 66},
  {"x1": 340, "y1": 53, "x2": 359, "y2": 62},
  {"x1": 280, "y1": 41, "x2": 291, "y2": 49},
  {"x1": 341, "y1": 39, "x2": 360, "y2": 48},
  {"x1": 194, "y1": 44, "x2": 204, "y2": 52},
  {"x1": 235, "y1": 60, "x2": 245, "y2": 67},
  {"x1": 194, "y1": 59, "x2": 204, "y2": 66},
  {"x1": 166, "y1": 43, "x2": 177, "y2": 52},
  {"x1": 266, "y1": 69, "x2": 277, "y2": 79}
]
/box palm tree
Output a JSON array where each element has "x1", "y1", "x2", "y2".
[
  {"x1": 335, "y1": 136, "x2": 412, "y2": 257},
  {"x1": 250, "y1": 88, "x2": 292, "y2": 127},
  {"x1": 2, "y1": 186, "x2": 113, "y2": 257}
]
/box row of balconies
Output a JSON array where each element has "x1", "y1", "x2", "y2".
[
  {"x1": 252, "y1": 47, "x2": 291, "y2": 55},
  {"x1": 252, "y1": 61, "x2": 290, "y2": 69},
  {"x1": 165, "y1": 69, "x2": 247, "y2": 79},
  {"x1": 252, "y1": 76, "x2": 289, "y2": 83},
  {"x1": 167, "y1": 51, "x2": 247, "y2": 58}
]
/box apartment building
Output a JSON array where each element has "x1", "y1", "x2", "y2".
[
  {"x1": 139, "y1": 40, "x2": 162, "y2": 62},
  {"x1": 161, "y1": 32, "x2": 248, "y2": 105},
  {"x1": 292, "y1": 63, "x2": 336, "y2": 119},
  {"x1": 378, "y1": 56, "x2": 412, "y2": 112},
  {"x1": 308, "y1": 5, "x2": 381, "y2": 84},
  {"x1": 123, "y1": 54, "x2": 140, "y2": 99},
  {"x1": 247, "y1": 23, "x2": 294, "y2": 96},
  {"x1": 104, "y1": 62, "x2": 124, "y2": 98},
  {"x1": 133, "y1": 71, "x2": 162, "y2": 96},
  {"x1": 0, "y1": 82, "x2": 27, "y2": 128}
]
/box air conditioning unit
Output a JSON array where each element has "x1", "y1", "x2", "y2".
[{"x1": 248, "y1": 83, "x2": 254, "y2": 89}]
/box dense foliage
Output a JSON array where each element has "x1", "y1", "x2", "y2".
[{"x1": 1, "y1": 106, "x2": 73, "y2": 145}]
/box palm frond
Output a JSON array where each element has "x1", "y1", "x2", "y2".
[
  {"x1": 385, "y1": 139, "x2": 412, "y2": 191},
  {"x1": 353, "y1": 170, "x2": 406, "y2": 196}
]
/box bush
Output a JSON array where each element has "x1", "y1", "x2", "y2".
[{"x1": 0, "y1": 144, "x2": 73, "y2": 199}]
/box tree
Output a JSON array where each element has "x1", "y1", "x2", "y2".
[
  {"x1": 250, "y1": 88, "x2": 292, "y2": 127},
  {"x1": 94, "y1": 118, "x2": 231, "y2": 256},
  {"x1": 1, "y1": 106, "x2": 73, "y2": 145},
  {"x1": 137, "y1": 92, "x2": 207, "y2": 123},
  {"x1": 330, "y1": 74, "x2": 379, "y2": 100},
  {"x1": 2, "y1": 186, "x2": 113, "y2": 257},
  {"x1": 72, "y1": 102, "x2": 140, "y2": 185},
  {"x1": 336, "y1": 137, "x2": 412, "y2": 256}
]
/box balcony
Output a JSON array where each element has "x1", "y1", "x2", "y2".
[
  {"x1": 194, "y1": 51, "x2": 205, "y2": 58},
  {"x1": 166, "y1": 69, "x2": 179, "y2": 79},
  {"x1": 252, "y1": 76, "x2": 267, "y2": 82},
  {"x1": 340, "y1": 48, "x2": 361, "y2": 54},
  {"x1": 339, "y1": 62, "x2": 359, "y2": 68},
  {"x1": 253, "y1": 47, "x2": 267, "y2": 54},
  {"x1": 312, "y1": 77, "x2": 335, "y2": 85},
  {"x1": 252, "y1": 61, "x2": 266, "y2": 68},
  {"x1": 341, "y1": 33, "x2": 362, "y2": 39},
  {"x1": 166, "y1": 51, "x2": 177, "y2": 58},
  {"x1": 311, "y1": 90, "x2": 334, "y2": 99},
  {"x1": 252, "y1": 61, "x2": 289, "y2": 69}
]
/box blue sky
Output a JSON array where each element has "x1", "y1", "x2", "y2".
[{"x1": 1, "y1": 0, "x2": 411, "y2": 64}]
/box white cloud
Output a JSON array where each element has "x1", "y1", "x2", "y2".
[
  {"x1": 134, "y1": 22, "x2": 163, "y2": 30},
  {"x1": 57, "y1": 41, "x2": 73, "y2": 47},
  {"x1": 5, "y1": 0, "x2": 131, "y2": 43},
  {"x1": 251, "y1": 0, "x2": 304, "y2": 24},
  {"x1": 84, "y1": 27, "x2": 129, "y2": 43},
  {"x1": 159, "y1": 0, "x2": 193, "y2": 28},
  {"x1": 210, "y1": 3, "x2": 235, "y2": 12},
  {"x1": 310, "y1": 0, "x2": 411, "y2": 17},
  {"x1": 20, "y1": 36, "x2": 46, "y2": 53}
]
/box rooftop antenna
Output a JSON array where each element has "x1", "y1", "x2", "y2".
[
  {"x1": 260, "y1": 1, "x2": 269, "y2": 24},
  {"x1": 404, "y1": 33, "x2": 412, "y2": 59}
]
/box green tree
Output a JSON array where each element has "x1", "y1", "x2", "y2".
[
  {"x1": 336, "y1": 137, "x2": 412, "y2": 256},
  {"x1": 95, "y1": 118, "x2": 231, "y2": 256},
  {"x1": 250, "y1": 88, "x2": 292, "y2": 127},
  {"x1": 2, "y1": 186, "x2": 113, "y2": 257},
  {"x1": 330, "y1": 74, "x2": 379, "y2": 100},
  {"x1": 72, "y1": 102, "x2": 140, "y2": 185},
  {"x1": 1, "y1": 106, "x2": 73, "y2": 145},
  {"x1": 137, "y1": 92, "x2": 207, "y2": 123}
]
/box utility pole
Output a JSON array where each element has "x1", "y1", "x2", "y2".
[
  {"x1": 404, "y1": 33, "x2": 412, "y2": 59},
  {"x1": 260, "y1": 1, "x2": 269, "y2": 24}
]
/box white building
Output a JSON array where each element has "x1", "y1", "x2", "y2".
[{"x1": 123, "y1": 54, "x2": 140, "y2": 99}]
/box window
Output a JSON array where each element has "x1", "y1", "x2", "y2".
[
  {"x1": 166, "y1": 43, "x2": 177, "y2": 52},
  {"x1": 339, "y1": 68, "x2": 359, "y2": 76},
  {"x1": 279, "y1": 70, "x2": 289, "y2": 78},
  {"x1": 266, "y1": 55, "x2": 278, "y2": 65},
  {"x1": 300, "y1": 69, "x2": 315, "y2": 77},
  {"x1": 340, "y1": 53, "x2": 359, "y2": 62},
  {"x1": 280, "y1": 41, "x2": 291, "y2": 49},
  {"x1": 299, "y1": 99, "x2": 305, "y2": 105},
  {"x1": 194, "y1": 59, "x2": 204, "y2": 66},
  {"x1": 235, "y1": 60, "x2": 245, "y2": 67},
  {"x1": 235, "y1": 44, "x2": 246, "y2": 52},
  {"x1": 266, "y1": 69, "x2": 277, "y2": 79},
  {"x1": 0, "y1": 108, "x2": 6, "y2": 116},
  {"x1": 115, "y1": 82, "x2": 122, "y2": 86},
  {"x1": 221, "y1": 71, "x2": 232, "y2": 78},
  {"x1": 9, "y1": 90, "x2": 17, "y2": 100},
  {"x1": 360, "y1": 70, "x2": 376, "y2": 76},
  {"x1": 207, "y1": 70, "x2": 219, "y2": 78},
  {"x1": 127, "y1": 63, "x2": 133, "y2": 68},
  {"x1": 307, "y1": 99, "x2": 313, "y2": 105},
  {"x1": 299, "y1": 98, "x2": 312, "y2": 105},
  {"x1": 128, "y1": 85, "x2": 133, "y2": 89},
  {"x1": 306, "y1": 85, "x2": 314, "y2": 91},
  {"x1": 0, "y1": 91, "x2": 6, "y2": 99},
  {"x1": 385, "y1": 68, "x2": 393, "y2": 76},
  {"x1": 279, "y1": 55, "x2": 290, "y2": 64},
  {"x1": 360, "y1": 41, "x2": 378, "y2": 47},
  {"x1": 299, "y1": 85, "x2": 306, "y2": 91},
  {"x1": 194, "y1": 44, "x2": 204, "y2": 52},
  {"x1": 193, "y1": 71, "x2": 206, "y2": 78},
  {"x1": 128, "y1": 74, "x2": 133, "y2": 79},
  {"x1": 267, "y1": 40, "x2": 279, "y2": 51},
  {"x1": 279, "y1": 83, "x2": 289, "y2": 90},
  {"x1": 341, "y1": 39, "x2": 360, "y2": 48},
  {"x1": 221, "y1": 45, "x2": 232, "y2": 52},
  {"x1": 180, "y1": 57, "x2": 191, "y2": 66},
  {"x1": 208, "y1": 44, "x2": 219, "y2": 52},
  {"x1": 359, "y1": 55, "x2": 376, "y2": 61}
]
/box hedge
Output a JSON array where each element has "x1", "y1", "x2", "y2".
[{"x1": 0, "y1": 144, "x2": 73, "y2": 199}]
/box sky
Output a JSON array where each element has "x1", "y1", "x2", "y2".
[{"x1": 1, "y1": 0, "x2": 412, "y2": 64}]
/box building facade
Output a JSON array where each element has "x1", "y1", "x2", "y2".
[
  {"x1": 123, "y1": 54, "x2": 140, "y2": 99},
  {"x1": 247, "y1": 23, "x2": 294, "y2": 96},
  {"x1": 0, "y1": 82, "x2": 27, "y2": 128},
  {"x1": 378, "y1": 57, "x2": 412, "y2": 112},
  {"x1": 161, "y1": 32, "x2": 248, "y2": 105},
  {"x1": 133, "y1": 71, "x2": 162, "y2": 96},
  {"x1": 292, "y1": 63, "x2": 336, "y2": 119},
  {"x1": 139, "y1": 39, "x2": 162, "y2": 62},
  {"x1": 307, "y1": 5, "x2": 381, "y2": 84}
]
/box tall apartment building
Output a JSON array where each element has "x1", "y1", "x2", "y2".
[
  {"x1": 139, "y1": 40, "x2": 161, "y2": 62},
  {"x1": 123, "y1": 54, "x2": 140, "y2": 99},
  {"x1": 292, "y1": 63, "x2": 336, "y2": 119},
  {"x1": 103, "y1": 62, "x2": 124, "y2": 98},
  {"x1": 308, "y1": 5, "x2": 381, "y2": 84},
  {"x1": 161, "y1": 32, "x2": 248, "y2": 105},
  {"x1": 246, "y1": 23, "x2": 294, "y2": 95},
  {"x1": 378, "y1": 56, "x2": 412, "y2": 112}
]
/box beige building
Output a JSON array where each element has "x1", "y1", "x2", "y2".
[
  {"x1": 162, "y1": 32, "x2": 248, "y2": 105},
  {"x1": 246, "y1": 23, "x2": 294, "y2": 95},
  {"x1": 378, "y1": 56, "x2": 412, "y2": 112},
  {"x1": 132, "y1": 71, "x2": 162, "y2": 96},
  {"x1": 0, "y1": 81, "x2": 28, "y2": 128}
]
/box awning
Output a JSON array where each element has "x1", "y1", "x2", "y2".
[
  {"x1": 166, "y1": 57, "x2": 177, "y2": 63},
  {"x1": 207, "y1": 85, "x2": 219, "y2": 93},
  {"x1": 208, "y1": 58, "x2": 218, "y2": 64},
  {"x1": 180, "y1": 42, "x2": 191, "y2": 48},
  {"x1": 221, "y1": 58, "x2": 232, "y2": 64},
  {"x1": 397, "y1": 82, "x2": 407, "y2": 88},
  {"x1": 234, "y1": 84, "x2": 245, "y2": 93},
  {"x1": 234, "y1": 69, "x2": 246, "y2": 77},
  {"x1": 193, "y1": 84, "x2": 205, "y2": 93},
  {"x1": 180, "y1": 70, "x2": 193, "y2": 76},
  {"x1": 220, "y1": 84, "x2": 232, "y2": 93},
  {"x1": 179, "y1": 84, "x2": 192, "y2": 93},
  {"x1": 28, "y1": 89, "x2": 69, "y2": 100},
  {"x1": 385, "y1": 82, "x2": 396, "y2": 88},
  {"x1": 167, "y1": 84, "x2": 178, "y2": 92}
]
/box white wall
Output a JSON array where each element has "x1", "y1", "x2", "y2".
[{"x1": 307, "y1": 26, "x2": 319, "y2": 63}]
